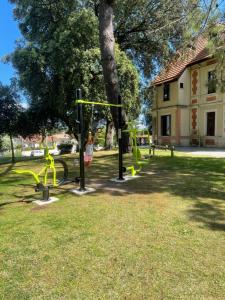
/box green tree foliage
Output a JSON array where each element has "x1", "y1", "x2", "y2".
[
  {"x1": 9, "y1": 0, "x2": 221, "y2": 81},
  {"x1": 0, "y1": 137, "x2": 3, "y2": 152},
  {"x1": 8, "y1": 4, "x2": 139, "y2": 138},
  {"x1": 8, "y1": 0, "x2": 220, "y2": 143},
  {"x1": 87, "y1": 0, "x2": 219, "y2": 75},
  {"x1": 207, "y1": 22, "x2": 225, "y2": 92},
  {"x1": 17, "y1": 106, "x2": 60, "y2": 141},
  {"x1": 0, "y1": 82, "x2": 23, "y2": 162}
]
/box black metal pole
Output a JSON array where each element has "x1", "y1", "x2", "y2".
[
  {"x1": 76, "y1": 89, "x2": 86, "y2": 191},
  {"x1": 118, "y1": 95, "x2": 124, "y2": 180}
]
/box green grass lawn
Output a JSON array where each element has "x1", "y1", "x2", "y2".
[{"x1": 1, "y1": 150, "x2": 225, "y2": 299}]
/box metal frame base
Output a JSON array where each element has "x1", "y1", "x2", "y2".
[
  {"x1": 34, "y1": 197, "x2": 59, "y2": 206},
  {"x1": 71, "y1": 187, "x2": 96, "y2": 196},
  {"x1": 110, "y1": 175, "x2": 141, "y2": 183}
]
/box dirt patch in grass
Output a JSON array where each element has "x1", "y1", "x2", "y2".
[{"x1": 30, "y1": 205, "x2": 50, "y2": 212}]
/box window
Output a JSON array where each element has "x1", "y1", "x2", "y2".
[
  {"x1": 180, "y1": 83, "x2": 184, "y2": 88},
  {"x1": 208, "y1": 71, "x2": 216, "y2": 94},
  {"x1": 161, "y1": 115, "x2": 171, "y2": 136},
  {"x1": 206, "y1": 112, "x2": 215, "y2": 136},
  {"x1": 163, "y1": 84, "x2": 170, "y2": 101}
]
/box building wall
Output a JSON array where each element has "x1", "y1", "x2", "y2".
[
  {"x1": 189, "y1": 59, "x2": 225, "y2": 147},
  {"x1": 152, "y1": 58, "x2": 225, "y2": 147},
  {"x1": 178, "y1": 69, "x2": 191, "y2": 106},
  {"x1": 180, "y1": 107, "x2": 190, "y2": 146},
  {"x1": 155, "y1": 80, "x2": 178, "y2": 108}
]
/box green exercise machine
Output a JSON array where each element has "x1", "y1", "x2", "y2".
[
  {"x1": 13, "y1": 148, "x2": 72, "y2": 202},
  {"x1": 73, "y1": 89, "x2": 124, "y2": 194},
  {"x1": 123, "y1": 123, "x2": 151, "y2": 177}
]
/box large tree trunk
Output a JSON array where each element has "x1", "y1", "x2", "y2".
[
  {"x1": 9, "y1": 133, "x2": 15, "y2": 163},
  {"x1": 99, "y1": 0, "x2": 130, "y2": 152},
  {"x1": 104, "y1": 120, "x2": 114, "y2": 149}
]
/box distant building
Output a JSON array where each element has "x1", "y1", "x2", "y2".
[
  {"x1": 152, "y1": 37, "x2": 225, "y2": 147},
  {"x1": 21, "y1": 132, "x2": 75, "y2": 148}
]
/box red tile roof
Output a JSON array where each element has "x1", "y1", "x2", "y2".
[
  {"x1": 153, "y1": 37, "x2": 210, "y2": 85},
  {"x1": 22, "y1": 132, "x2": 71, "y2": 143}
]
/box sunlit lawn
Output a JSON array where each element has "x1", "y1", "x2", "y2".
[{"x1": 0, "y1": 150, "x2": 225, "y2": 299}]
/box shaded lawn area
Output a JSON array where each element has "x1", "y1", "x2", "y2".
[{"x1": 0, "y1": 150, "x2": 225, "y2": 299}]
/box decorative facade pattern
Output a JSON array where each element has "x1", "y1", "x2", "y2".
[
  {"x1": 151, "y1": 37, "x2": 225, "y2": 148},
  {"x1": 192, "y1": 109, "x2": 197, "y2": 130},
  {"x1": 192, "y1": 70, "x2": 198, "y2": 95}
]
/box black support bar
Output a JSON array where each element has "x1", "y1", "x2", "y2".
[
  {"x1": 118, "y1": 95, "x2": 124, "y2": 181},
  {"x1": 76, "y1": 89, "x2": 86, "y2": 191}
]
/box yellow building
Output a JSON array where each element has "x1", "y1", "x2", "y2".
[{"x1": 152, "y1": 37, "x2": 225, "y2": 147}]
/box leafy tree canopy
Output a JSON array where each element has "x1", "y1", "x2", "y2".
[
  {"x1": 8, "y1": 6, "x2": 139, "y2": 135},
  {"x1": 7, "y1": 0, "x2": 223, "y2": 138},
  {"x1": 0, "y1": 82, "x2": 23, "y2": 162},
  {"x1": 10, "y1": 0, "x2": 221, "y2": 76},
  {"x1": 0, "y1": 82, "x2": 23, "y2": 137}
]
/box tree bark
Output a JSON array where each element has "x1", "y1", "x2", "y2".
[
  {"x1": 9, "y1": 133, "x2": 15, "y2": 163},
  {"x1": 104, "y1": 120, "x2": 114, "y2": 149},
  {"x1": 104, "y1": 119, "x2": 109, "y2": 148},
  {"x1": 41, "y1": 129, "x2": 46, "y2": 145},
  {"x1": 99, "y1": 0, "x2": 130, "y2": 152}
]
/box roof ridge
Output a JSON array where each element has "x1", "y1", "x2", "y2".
[{"x1": 153, "y1": 37, "x2": 209, "y2": 85}]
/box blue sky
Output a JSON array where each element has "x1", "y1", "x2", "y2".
[{"x1": 0, "y1": 0, "x2": 21, "y2": 85}]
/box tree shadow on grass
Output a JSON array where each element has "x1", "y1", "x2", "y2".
[
  {"x1": 0, "y1": 199, "x2": 24, "y2": 207},
  {"x1": 0, "y1": 163, "x2": 15, "y2": 177},
  {"x1": 145, "y1": 156, "x2": 225, "y2": 232},
  {"x1": 50, "y1": 154, "x2": 225, "y2": 201},
  {"x1": 86, "y1": 155, "x2": 225, "y2": 231},
  {"x1": 3, "y1": 153, "x2": 225, "y2": 231},
  {"x1": 0, "y1": 195, "x2": 35, "y2": 209},
  {"x1": 188, "y1": 201, "x2": 225, "y2": 231},
  {"x1": 0, "y1": 191, "x2": 62, "y2": 210}
]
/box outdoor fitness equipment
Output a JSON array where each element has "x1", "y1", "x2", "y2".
[
  {"x1": 124, "y1": 124, "x2": 151, "y2": 176},
  {"x1": 73, "y1": 89, "x2": 124, "y2": 194},
  {"x1": 13, "y1": 148, "x2": 71, "y2": 202}
]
